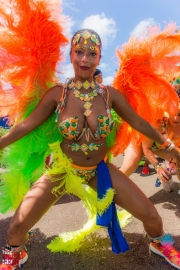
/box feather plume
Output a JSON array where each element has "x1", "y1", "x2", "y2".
[
  {"x1": 111, "y1": 23, "x2": 180, "y2": 155},
  {"x1": 0, "y1": 0, "x2": 67, "y2": 213},
  {"x1": 0, "y1": 0, "x2": 68, "y2": 122}
]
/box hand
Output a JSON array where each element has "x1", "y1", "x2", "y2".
[
  {"x1": 157, "y1": 167, "x2": 172, "y2": 183},
  {"x1": 169, "y1": 161, "x2": 177, "y2": 174}
]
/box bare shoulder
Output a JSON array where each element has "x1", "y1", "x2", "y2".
[
  {"x1": 44, "y1": 83, "x2": 64, "y2": 105},
  {"x1": 104, "y1": 85, "x2": 125, "y2": 102},
  {"x1": 47, "y1": 83, "x2": 63, "y2": 95}
]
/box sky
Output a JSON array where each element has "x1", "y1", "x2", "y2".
[{"x1": 59, "y1": 0, "x2": 180, "y2": 84}]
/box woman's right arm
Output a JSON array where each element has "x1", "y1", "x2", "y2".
[
  {"x1": 142, "y1": 139, "x2": 159, "y2": 167},
  {"x1": 0, "y1": 85, "x2": 62, "y2": 150}
]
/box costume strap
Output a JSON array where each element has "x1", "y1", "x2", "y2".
[
  {"x1": 168, "y1": 131, "x2": 174, "y2": 140},
  {"x1": 96, "y1": 160, "x2": 129, "y2": 254}
]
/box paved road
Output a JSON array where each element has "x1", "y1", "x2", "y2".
[{"x1": 0, "y1": 155, "x2": 180, "y2": 270}]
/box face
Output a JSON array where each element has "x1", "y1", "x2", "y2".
[
  {"x1": 172, "y1": 84, "x2": 180, "y2": 91},
  {"x1": 169, "y1": 109, "x2": 180, "y2": 126},
  {"x1": 70, "y1": 37, "x2": 101, "y2": 81},
  {"x1": 95, "y1": 73, "x2": 103, "y2": 83}
]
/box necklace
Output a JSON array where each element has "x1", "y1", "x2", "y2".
[
  {"x1": 73, "y1": 89, "x2": 98, "y2": 117},
  {"x1": 69, "y1": 80, "x2": 96, "y2": 90},
  {"x1": 68, "y1": 78, "x2": 99, "y2": 117}
]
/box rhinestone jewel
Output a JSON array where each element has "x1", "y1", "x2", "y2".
[
  {"x1": 83, "y1": 81, "x2": 91, "y2": 90},
  {"x1": 84, "y1": 102, "x2": 92, "y2": 110},
  {"x1": 84, "y1": 110, "x2": 92, "y2": 117},
  {"x1": 69, "y1": 80, "x2": 96, "y2": 90},
  {"x1": 76, "y1": 81, "x2": 82, "y2": 90},
  {"x1": 81, "y1": 143, "x2": 89, "y2": 152}
]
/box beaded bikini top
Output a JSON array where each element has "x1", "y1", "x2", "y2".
[{"x1": 55, "y1": 79, "x2": 114, "y2": 141}]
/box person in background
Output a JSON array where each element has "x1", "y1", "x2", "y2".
[
  {"x1": 120, "y1": 84, "x2": 180, "y2": 194},
  {"x1": 0, "y1": 116, "x2": 10, "y2": 130},
  {"x1": 93, "y1": 68, "x2": 103, "y2": 83},
  {"x1": 142, "y1": 86, "x2": 180, "y2": 193},
  {"x1": 140, "y1": 79, "x2": 180, "y2": 177}
]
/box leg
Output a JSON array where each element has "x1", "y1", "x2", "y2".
[
  {"x1": 120, "y1": 141, "x2": 144, "y2": 177},
  {"x1": 89, "y1": 163, "x2": 162, "y2": 237},
  {"x1": 7, "y1": 174, "x2": 63, "y2": 246},
  {"x1": 89, "y1": 164, "x2": 180, "y2": 269}
]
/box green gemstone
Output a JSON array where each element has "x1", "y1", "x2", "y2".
[{"x1": 65, "y1": 122, "x2": 70, "y2": 128}]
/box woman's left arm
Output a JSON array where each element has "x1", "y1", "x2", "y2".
[
  {"x1": 110, "y1": 86, "x2": 180, "y2": 165},
  {"x1": 110, "y1": 86, "x2": 166, "y2": 144}
]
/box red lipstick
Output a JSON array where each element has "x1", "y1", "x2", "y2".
[{"x1": 80, "y1": 66, "x2": 89, "y2": 70}]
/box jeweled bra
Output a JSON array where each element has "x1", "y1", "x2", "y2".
[{"x1": 55, "y1": 78, "x2": 114, "y2": 142}]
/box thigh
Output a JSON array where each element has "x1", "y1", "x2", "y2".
[
  {"x1": 120, "y1": 141, "x2": 143, "y2": 176},
  {"x1": 89, "y1": 163, "x2": 158, "y2": 222},
  {"x1": 10, "y1": 174, "x2": 64, "y2": 231}
]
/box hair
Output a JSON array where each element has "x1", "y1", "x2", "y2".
[
  {"x1": 93, "y1": 69, "x2": 102, "y2": 78},
  {"x1": 176, "y1": 88, "x2": 180, "y2": 98},
  {"x1": 70, "y1": 29, "x2": 102, "y2": 55}
]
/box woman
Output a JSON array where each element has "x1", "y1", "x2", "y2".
[
  {"x1": 93, "y1": 68, "x2": 103, "y2": 83},
  {"x1": 120, "y1": 117, "x2": 176, "y2": 192},
  {"x1": 142, "y1": 108, "x2": 180, "y2": 192},
  {"x1": 1, "y1": 28, "x2": 180, "y2": 270},
  {"x1": 120, "y1": 85, "x2": 180, "y2": 193}
]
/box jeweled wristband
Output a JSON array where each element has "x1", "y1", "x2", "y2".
[
  {"x1": 158, "y1": 138, "x2": 175, "y2": 154},
  {"x1": 159, "y1": 138, "x2": 172, "y2": 149},
  {"x1": 154, "y1": 163, "x2": 162, "y2": 172},
  {"x1": 162, "y1": 142, "x2": 175, "y2": 154}
]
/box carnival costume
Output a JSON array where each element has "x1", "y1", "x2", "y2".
[
  {"x1": 111, "y1": 24, "x2": 180, "y2": 156},
  {"x1": 0, "y1": 0, "x2": 130, "y2": 257},
  {"x1": 1, "y1": 0, "x2": 180, "y2": 269}
]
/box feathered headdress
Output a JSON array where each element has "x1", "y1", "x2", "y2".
[
  {"x1": 111, "y1": 23, "x2": 180, "y2": 156},
  {"x1": 0, "y1": 0, "x2": 68, "y2": 212}
]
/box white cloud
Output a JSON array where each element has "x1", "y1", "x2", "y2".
[
  {"x1": 98, "y1": 62, "x2": 111, "y2": 74},
  {"x1": 130, "y1": 18, "x2": 157, "y2": 37},
  {"x1": 99, "y1": 63, "x2": 108, "y2": 69},
  {"x1": 60, "y1": 63, "x2": 74, "y2": 82},
  {"x1": 81, "y1": 13, "x2": 118, "y2": 48},
  {"x1": 62, "y1": 16, "x2": 76, "y2": 58},
  {"x1": 63, "y1": 17, "x2": 76, "y2": 39},
  {"x1": 103, "y1": 76, "x2": 114, "y2": 85},
  {"x1": 62, "y1": 1, "x2": 80, "y2": 12}
]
